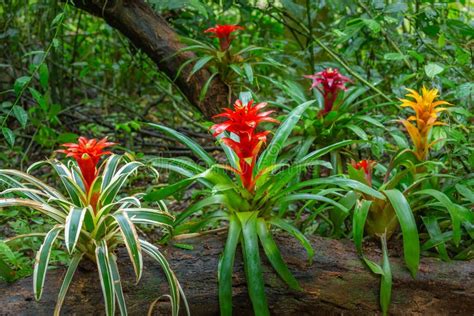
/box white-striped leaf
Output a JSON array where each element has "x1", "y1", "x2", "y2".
[
  {"x1": 33, "y1": 225, "x2": 63, "y2": 300},
  {"x1": 96, "y1": 240, "x2": 116, "y2": 316},
  {"x1": 113, "y1": 212, "x2": 143, "y2": 282},
  {"x1": 64, "y1": 206, "x2": 87, "y2": 254}
]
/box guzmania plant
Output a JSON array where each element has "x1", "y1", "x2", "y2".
[
  {"x1": 146, "y1": 98, "x2": 360, "y2": 315},
  {"x1": 176, "y1": 25, "x2": 281, "y2": 100},
  {"x1": 0, "y1": 137, "x2": 187, "y2": 316},
  {"x1": 399, "y1": 86, "x2": 451, "y2": 161}
]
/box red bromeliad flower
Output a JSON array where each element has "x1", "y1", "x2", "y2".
[
  {"x1": 351, "y1": 159, "x2": 376, "y2": 187},
  {"x1": 304, "y1": 68, "x2": 351, "y2": 116},
  {"x1": 57, "y1": 137, "x2": 115, "y2": 192},
  {"x1": 211, "y1": 99, "x2": 279, "y2": 192},
  {"x1": 204, "y1": 24, "x2": 244, "y2": 51}
]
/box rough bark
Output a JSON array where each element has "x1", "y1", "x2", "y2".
[
  {"x1": 69, "y1": 0, "x2": 229, "y2": 118},
  {"x1": 0, "y1": 233, "x2": 473, "y2": 315}
]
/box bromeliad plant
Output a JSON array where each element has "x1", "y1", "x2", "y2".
[
  {"x1": 347, "y1": 158, "x2": 420, "y2": 315},
  {"x1": 146, "y1": 98, "x2": 358, "y2": 315},
  {"x1": 274, "y1": 68, "x2": 384, "y2": 173},
  {"x1": 176, "y1": 24, "x2": 282, "y2": 100},
  {"x1": 304, "y1": 68, "x2": 352, "y2": 117},
  {"x1": 399, "y1": 86, "x2": 451, "y2": 161},
  {"x1": 0, "y1": 137, "x2": 186, "y2": 316}
]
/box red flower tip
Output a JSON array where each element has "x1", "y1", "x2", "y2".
[
  {"x1": 211, "y1": 99, "x2": 278, "y2": 192},
  {"x1": 204, "y1": 24, "x2": 244, "y2": 51},
  {"x1": 57, "y1": 136, "x2": 115, "y2": 191},
  {"x1": 351, "y1": 159, "x2": 376, "y2": 187},
  {"x1": 304, "y1": 68, "x2": 352, "y2": 116}
]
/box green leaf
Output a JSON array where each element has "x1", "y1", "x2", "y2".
[
  {"x1": 268, "y1": 217, "x2": 314, "y2": 263},
  {"x1": 96, "y1": 240, "x2": 116, "y2": 316},
  {"x1": 39, "y1": 64, "x2": 49, "y2": 90},
  {"x1": 243, "y1": 63, "x2": 254, "y2": 83},
  {"x1": 257, "y1": 100, "x2": 314, "y2": 173},
  {"x1": 54, "y1": 253, "x2": 83, "y2": 316},
  {"x1": 257, "y1": 218, "x2": 300, "y2": 290},
  {"x1": 109, "y1": 254, "x2": 128, "y2": 316},
  {"x1": 140, "y1": 239, "x2": 182, "y2": 316},
  {"x1": 113, "y1": 212, "x2": 143, "y2": 282},
  {"x1": 384, "y1": 53, "x2": 405, "y2": 60},
  {"x1": 422, "y1": 216, "x2": 450, "y2": 261},
  {"x1": 148, "y1": 124, "x2": 215, "y2": 166},
  {"x1": 383, "y1": 189, "x2": 419, "y2": 276},
  {"x1": 189, "y1": 56, "x2": 214, "y2": 78},
  {"x1": 2, "y1": 128, "x2": 15, "y2": 147},
  {"x1": 145, "y1": 177, "x2": 195, "y2": 201},
  {"x1": 33, "y1": 225, "x2": 63, "y2": 300},
  {"x1": 200, "y1": 72, "x2": 218, "y2": 101},
  {"x1": 280, "y1": 193, "x2": 349, "y2": 213},
  {"x1": 12, "y1": 105, "x2": 28, "y2": 128},
  {"x1": 413, "y1": 189, "x2": 462, "y2": 246},
  {"x1": 14, "y1": 76, "x2": 30, "y2": 96},
  {"x1": 353, "y1": 200, "x2": 372, "y2": 254},
  {"x1": 123, "y1": 208, "x2": 174, "y2": 227},
  {"x1": 345, "y1": 124, "x2": 368, "y2": 140},
  {"x1": 237, "y1": 212, "x2": 269, "y2": 316},
  {"x1": 424, "y1": 63, "x2": 444, "y2": 78},
  {"x1": 298, "y1": 140, "x2": 359, "y2": 163},
  {"x1": 380, "y1": 235, "x2": 392, "y2": 315},
  {"x1": 64, "y1": 206, "x2": 87, "y2": 254},
  {"x1": 175, "y1": 194, "x2": 228, "y2": 227},
  {"x1": 219, "y1": 215, "x2": 241, "y2": 316}
]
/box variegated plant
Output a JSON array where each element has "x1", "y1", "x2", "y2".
[{"x1": 0, "y1": 137, "x2": 187, "y2": 316}]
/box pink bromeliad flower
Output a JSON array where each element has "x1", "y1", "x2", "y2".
[
  {"x1": 304, "y1": 68, "x2": 351, "y2": 116},
  {"x1": 204, "y1": 24, "x2": 244, "y2": 51}
]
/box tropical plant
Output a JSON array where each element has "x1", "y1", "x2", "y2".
[
  {"x1": 399, "y1": 86, "x2": 451, "y2": 161},
  {"x1": 0, "y1": 137, "x2": 187, "y2": 316},
  {"x1": 176, "y1": 24, "x2": 282, "y2": 100},
  {"x1": 348, "y1": 158, "x2": 420, "y2": 315},
  {"x1": 145, "y1": 98, "x2": 361, "y2": 315}
]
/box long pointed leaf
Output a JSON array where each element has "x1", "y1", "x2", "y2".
[
  {"x1": 34, "y1": 225, "x2": 63, "y2": 300},
  {"x1": 96, "y1": 240, "x2": 116, "y2": 316},
  {"x1": 257, "y1": 218, "x2": 300, "y2": 290},
  {"x1": 218, "y1": 215, "x2": 241, "y2": 316},
  {"x1": 384, "y1": 189, "x2": 419, "y2": 277},
  {"x1": 237, "y1": 212, "x2": 269, "y2": 316},
  {"x1": 113, "y1": 212, "x2": 143, "y2": 282},
  {"x1": 64, "y1": 206, "x2": 87, "y2": 254},
  {"x1": 54, "y1": 253, "x2": 83, "y2": 316}
]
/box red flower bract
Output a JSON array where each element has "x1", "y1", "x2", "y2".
[
  {"x1": 57, "y1": 137, "x2": 115, "y2": 192},
  {"x1": 204, "y1": 24, "x2": 244, "y2": 51},
  {"x1": 304, "y1": 68, "x2": 351, "y2": 116},
  {"x1": 211, "y1": 99, "x2": 279, "y2": 192},
  {"x1": 351, "y1": 159, "x2": 376, "y2": 187}
]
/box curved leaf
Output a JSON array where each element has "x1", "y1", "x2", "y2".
[
  {"x1": 257, "y1": 218, "x2": 300, "y2": 290},
  {"x1": 64, "y1": 206, "x2": 87, "y2": 254},
  {"x1": 237, "y1": 212, "x2": 269, "y2": 316},
  {"x1": 148, "y1": 124, "x2": 215, "y2": 166},
  {"x1": 113, "y1": 212, "x2": 143, "y2": 282},
  {"x1": 218, "y1": 215, "x2": 241, "y2": 316},
  {"x1": 384, "y1": 189, "x2": 419, "y2": 277},
  {"x1": 34, "y1": 225, "x2": 63, "y2": 300},
  {"x1": 96, "y1": 240, "x2": 116, "y2": 316}
]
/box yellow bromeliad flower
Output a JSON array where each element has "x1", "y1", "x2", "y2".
[{"x1": 400, "y1": 86, "x2": 451, "y2": 160}]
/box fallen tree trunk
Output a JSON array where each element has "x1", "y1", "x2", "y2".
[
  {"x1": 1, "y1": 233, "x2": 473, "y2": 315},
  {"x1": 70, "y1": 0, "x2": 229, "y2": 118}
]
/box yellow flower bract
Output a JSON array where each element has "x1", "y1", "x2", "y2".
[{"x1": 399, "y1": 86, "x2": 451, "y2": 160}]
